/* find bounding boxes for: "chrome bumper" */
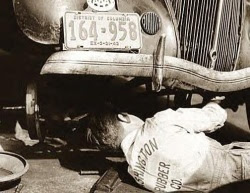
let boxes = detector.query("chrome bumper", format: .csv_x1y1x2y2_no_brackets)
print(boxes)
41,50,250,92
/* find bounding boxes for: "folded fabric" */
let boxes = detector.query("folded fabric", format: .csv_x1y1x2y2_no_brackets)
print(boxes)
15,121,39,146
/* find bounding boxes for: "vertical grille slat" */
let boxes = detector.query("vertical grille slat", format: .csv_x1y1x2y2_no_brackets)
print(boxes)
190,0,201,62
216,0,230,71
220,1,229,70
191,0,206,62
202,1,213,67
183,0,192,58
203,0,217,68
230,0,240,70
219,0,232,71
175,0,182,23
198,1,211,67
227,0,237,70
170,0,244,72
184,0,192,59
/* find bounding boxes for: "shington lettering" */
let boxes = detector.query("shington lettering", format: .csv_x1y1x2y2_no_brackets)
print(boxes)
133,138,158,186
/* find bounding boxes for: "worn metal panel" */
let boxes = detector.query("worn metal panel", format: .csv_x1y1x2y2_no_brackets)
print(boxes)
13,0,87,44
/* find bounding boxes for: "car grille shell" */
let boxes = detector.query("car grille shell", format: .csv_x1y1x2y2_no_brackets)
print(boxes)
170,0,245,71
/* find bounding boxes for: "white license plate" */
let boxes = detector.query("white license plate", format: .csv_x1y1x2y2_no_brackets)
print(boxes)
63,11,142,50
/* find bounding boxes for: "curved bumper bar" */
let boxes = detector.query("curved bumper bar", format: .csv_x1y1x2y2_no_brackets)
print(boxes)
41,50,250,92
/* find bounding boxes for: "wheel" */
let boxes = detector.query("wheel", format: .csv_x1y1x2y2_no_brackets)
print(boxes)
26,81,45,142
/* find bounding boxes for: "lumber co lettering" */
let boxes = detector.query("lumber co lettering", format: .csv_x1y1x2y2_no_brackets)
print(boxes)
133,138,158,185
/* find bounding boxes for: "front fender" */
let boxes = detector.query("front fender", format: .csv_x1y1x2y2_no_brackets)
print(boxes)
13,0,86,44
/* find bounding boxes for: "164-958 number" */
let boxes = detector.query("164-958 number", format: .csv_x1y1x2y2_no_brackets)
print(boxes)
64,12,142,50
68,20,138,41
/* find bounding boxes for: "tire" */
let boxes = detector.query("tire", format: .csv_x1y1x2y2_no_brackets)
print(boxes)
26,81,45,142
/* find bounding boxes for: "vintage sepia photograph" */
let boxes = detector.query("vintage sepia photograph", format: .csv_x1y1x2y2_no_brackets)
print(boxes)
0,0,250,192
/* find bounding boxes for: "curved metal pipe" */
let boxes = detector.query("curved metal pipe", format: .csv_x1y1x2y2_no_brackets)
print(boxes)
41,50,250,92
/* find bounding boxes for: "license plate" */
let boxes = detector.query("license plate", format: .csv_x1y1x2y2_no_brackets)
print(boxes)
63,11,142,50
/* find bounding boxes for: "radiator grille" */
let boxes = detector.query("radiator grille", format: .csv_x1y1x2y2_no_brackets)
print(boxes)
170,0,244,71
